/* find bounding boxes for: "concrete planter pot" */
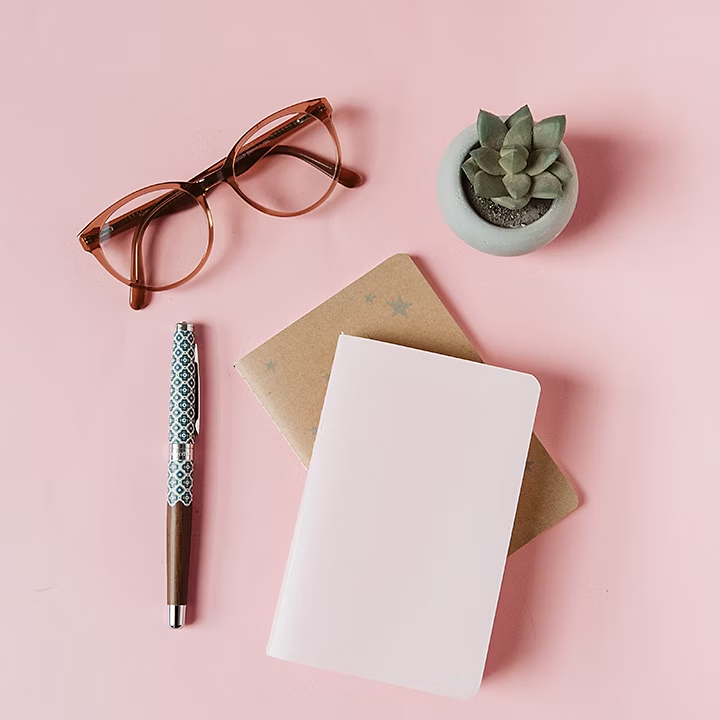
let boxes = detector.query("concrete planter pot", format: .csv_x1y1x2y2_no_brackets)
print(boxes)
437,124,579,256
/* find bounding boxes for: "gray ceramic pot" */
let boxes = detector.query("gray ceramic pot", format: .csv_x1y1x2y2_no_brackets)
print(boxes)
437,124,579,256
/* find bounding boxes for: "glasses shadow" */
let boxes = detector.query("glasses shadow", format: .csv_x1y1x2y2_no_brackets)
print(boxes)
333,103,374,169
313,103,373,217
186,185,248,290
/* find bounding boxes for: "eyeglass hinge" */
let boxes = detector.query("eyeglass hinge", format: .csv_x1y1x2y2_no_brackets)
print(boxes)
309,101,330,121
81,229,100,250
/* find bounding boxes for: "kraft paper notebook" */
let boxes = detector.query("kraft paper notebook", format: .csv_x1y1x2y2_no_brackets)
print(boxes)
267,335,542,698
235,254,577,553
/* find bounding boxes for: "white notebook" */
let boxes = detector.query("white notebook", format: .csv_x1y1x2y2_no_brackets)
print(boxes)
267,335,541,698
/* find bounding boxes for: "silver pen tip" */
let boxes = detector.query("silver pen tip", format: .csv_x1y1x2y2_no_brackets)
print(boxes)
168,605,186,629
176,322,194,332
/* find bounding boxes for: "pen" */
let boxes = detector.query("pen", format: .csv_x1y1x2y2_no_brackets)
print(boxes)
166,322,200,629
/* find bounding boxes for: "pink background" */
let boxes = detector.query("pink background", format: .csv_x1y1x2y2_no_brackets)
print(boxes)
1,0,718,717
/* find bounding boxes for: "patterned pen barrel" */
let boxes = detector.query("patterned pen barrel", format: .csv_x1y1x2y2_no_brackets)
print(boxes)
166,322,199,629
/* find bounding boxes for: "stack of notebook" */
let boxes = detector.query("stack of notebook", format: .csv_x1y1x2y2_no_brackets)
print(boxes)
235,254,577,698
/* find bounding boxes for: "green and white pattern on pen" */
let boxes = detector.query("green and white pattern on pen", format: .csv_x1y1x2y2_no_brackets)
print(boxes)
168,459,193,507
167,326,196,506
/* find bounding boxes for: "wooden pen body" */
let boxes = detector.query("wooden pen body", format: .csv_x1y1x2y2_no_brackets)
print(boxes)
167,501,193,606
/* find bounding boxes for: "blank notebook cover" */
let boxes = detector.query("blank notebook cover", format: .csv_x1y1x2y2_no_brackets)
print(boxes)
267,335,541,699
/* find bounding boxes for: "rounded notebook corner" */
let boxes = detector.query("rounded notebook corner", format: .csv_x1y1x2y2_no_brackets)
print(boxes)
523,372,542,400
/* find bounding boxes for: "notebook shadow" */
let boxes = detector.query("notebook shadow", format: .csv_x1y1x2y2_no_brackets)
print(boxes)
410,256,493,362
184,323,212,626
412,255,583,491
485,366,585,678
521,364,585,507
483,538,544,680
412,257,585,676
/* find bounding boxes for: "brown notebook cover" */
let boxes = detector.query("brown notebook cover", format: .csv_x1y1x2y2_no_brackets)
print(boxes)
235,254,577,553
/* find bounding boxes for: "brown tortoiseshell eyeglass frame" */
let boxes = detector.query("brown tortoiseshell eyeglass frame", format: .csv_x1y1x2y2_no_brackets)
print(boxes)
78,98,363,310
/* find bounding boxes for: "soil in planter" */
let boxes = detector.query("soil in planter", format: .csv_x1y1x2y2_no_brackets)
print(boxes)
461,167,553,229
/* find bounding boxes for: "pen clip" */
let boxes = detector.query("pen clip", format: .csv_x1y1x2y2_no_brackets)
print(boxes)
193,340,200,436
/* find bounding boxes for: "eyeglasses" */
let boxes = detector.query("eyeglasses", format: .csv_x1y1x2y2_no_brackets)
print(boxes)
78,98,362,310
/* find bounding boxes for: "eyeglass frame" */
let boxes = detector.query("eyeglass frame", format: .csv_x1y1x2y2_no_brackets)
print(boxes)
78,98,362,309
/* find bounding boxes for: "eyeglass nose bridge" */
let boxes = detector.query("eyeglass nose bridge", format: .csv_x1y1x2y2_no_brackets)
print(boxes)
195,166,228,194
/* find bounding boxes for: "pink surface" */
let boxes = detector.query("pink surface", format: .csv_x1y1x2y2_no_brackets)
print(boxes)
1,1,718,717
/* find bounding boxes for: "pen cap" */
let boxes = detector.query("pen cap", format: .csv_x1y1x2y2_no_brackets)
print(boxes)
169,323,198,444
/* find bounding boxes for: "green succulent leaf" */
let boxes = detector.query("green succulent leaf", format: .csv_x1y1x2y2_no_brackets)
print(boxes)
505,105,533,129
503,116,533,150
461,157,480,182
530,171,564,199
499,149,528,174
469,147,503,175
503,173,532,200
525,148,560,176
548,160,573,185
473,170,509,198
492,195,530,209
533,115,566,149
476,109,508,151
500,144,529,160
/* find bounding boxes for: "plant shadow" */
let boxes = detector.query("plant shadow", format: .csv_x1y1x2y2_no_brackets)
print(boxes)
547,133,647,250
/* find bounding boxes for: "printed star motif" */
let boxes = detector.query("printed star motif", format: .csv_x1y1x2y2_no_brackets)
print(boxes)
265,360,276,371
387,295,412,317
309,425,318,436
364,293,376,303
322,372,330,383
525,459,535,471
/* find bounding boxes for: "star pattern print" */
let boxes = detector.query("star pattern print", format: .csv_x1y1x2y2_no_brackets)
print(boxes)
387,295,412,317
253,286,418,453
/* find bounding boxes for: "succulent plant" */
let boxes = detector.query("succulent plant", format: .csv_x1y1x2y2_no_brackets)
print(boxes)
461,105,572,210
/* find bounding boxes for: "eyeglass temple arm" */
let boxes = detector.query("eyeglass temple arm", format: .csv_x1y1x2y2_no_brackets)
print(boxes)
226,145,362,187
80,192,199,245
225,108,362,187
129,217,150,310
